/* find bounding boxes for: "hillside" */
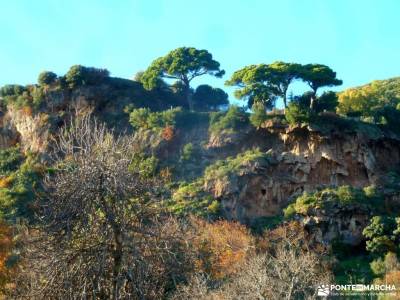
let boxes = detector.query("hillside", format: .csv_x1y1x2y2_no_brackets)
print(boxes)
1,62,400,298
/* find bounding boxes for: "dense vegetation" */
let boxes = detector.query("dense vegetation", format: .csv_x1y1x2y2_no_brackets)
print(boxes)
1,46,400,298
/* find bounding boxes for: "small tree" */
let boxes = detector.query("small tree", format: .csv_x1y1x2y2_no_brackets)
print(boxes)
285,101,312,125
226,64,274,109
226,62,301,109
0,85,26,97
363,216,400,255
38,71,57,86
299,64,342,110
313,91,338,113
267,61,302,108
192,84,228,111
249,101,268,128
65,65,110,88
141,47,225,110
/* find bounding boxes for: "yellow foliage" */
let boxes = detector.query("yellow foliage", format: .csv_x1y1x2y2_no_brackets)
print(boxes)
21,106,33,117
338,77,400,116
190,218,254,279
0,176,13,189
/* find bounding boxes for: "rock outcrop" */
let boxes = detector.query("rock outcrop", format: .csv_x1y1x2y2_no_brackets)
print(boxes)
204,122,400,224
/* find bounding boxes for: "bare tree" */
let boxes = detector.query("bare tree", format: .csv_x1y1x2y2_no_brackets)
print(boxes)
173,239,332,300
15,115,191,299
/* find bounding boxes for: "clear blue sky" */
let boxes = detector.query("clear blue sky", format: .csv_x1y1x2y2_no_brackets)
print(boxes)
1,0,399,105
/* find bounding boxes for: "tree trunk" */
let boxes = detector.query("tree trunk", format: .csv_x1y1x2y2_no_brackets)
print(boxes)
283,87,288,109
309,89,317,111
183,80,193,111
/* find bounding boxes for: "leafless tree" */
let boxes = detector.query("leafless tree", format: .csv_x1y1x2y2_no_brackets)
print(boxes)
173,239,332,300
14,115,192,299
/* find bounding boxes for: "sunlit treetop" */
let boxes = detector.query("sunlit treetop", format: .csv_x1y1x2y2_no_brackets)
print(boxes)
299,64,342,94
141,47,225,110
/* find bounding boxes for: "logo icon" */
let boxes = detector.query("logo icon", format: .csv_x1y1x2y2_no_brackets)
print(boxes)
317,285,330,296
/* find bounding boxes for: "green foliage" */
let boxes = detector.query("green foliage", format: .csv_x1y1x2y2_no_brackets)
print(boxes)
0,147,23,176
375,252,400,275
204,148,269,181
192,84,228,111
285,101,312,125
313,91,339,113
334,254,375,284
65,65,110,88
299,63,342,94
129,107,183,130
284,185,382,218
38,71,57,86
0,85,26,97
180,143,200,162
249,101,268,128
0,149,43,222
338,77,400,118
141,47,224,91
141,47,224,110
209,106,248,134
226,62,341,109
370,257,386,276
225,64,276,109
285,91,338,125
128,153,159,179
167,180,219,218
375,105,400,132
363,216,400,255
0,83,45,111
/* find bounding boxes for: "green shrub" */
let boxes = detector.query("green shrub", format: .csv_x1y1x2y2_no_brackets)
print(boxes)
30,86,45,108
284,185,383,219
285,101,312,125
129,108,152,129
38,71,57,85
314,91,338,113
192,84,228,111
204,148,269,181
249,101,268,128
209,106,248,134
0,85,26,97
128,153,159,179
180,143,197,162
338,77,400,118
167,180,218,218
65,65,110,87
0,150,43,222
363,216,400,255
0,84,45,111
370,257,385,276
0,147,23,176
334,255,375,284
129,107,184,131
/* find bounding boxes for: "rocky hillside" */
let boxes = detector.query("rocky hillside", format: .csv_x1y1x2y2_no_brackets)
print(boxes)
2,69,400,297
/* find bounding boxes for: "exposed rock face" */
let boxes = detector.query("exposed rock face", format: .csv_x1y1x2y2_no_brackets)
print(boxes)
0,78,178,153
4,107,50,153
205,123,400,224
299,203,371,246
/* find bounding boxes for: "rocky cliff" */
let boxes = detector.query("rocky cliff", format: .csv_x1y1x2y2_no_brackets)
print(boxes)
1,94,400,248
203,121,400,224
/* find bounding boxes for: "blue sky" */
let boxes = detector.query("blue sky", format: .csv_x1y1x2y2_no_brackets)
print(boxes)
1,0,399,106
